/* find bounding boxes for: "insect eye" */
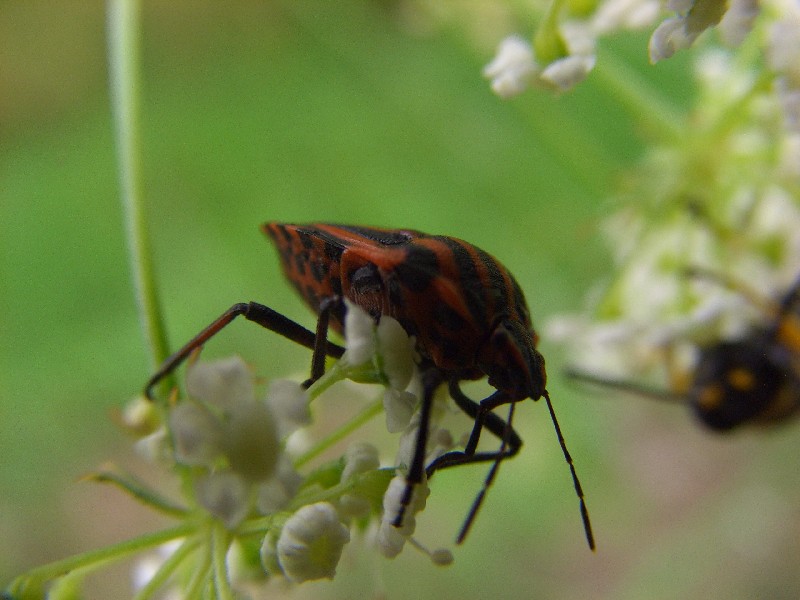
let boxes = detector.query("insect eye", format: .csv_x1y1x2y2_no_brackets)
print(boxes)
349,264,383,295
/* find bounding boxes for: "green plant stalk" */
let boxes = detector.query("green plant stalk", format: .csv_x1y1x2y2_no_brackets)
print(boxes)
6,523,195,595
211,523,236,600
132,535,201,600
107,0,172,377
293,396,384,469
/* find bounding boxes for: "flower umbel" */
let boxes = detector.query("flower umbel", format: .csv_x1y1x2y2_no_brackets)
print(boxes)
6,304,460,599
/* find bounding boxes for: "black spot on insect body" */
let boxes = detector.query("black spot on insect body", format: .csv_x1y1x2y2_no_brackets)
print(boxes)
394,245,438,293
329,273,343,297
387,275,404,308
310,259,328,283
294,252,307,277
297,230,315,250
434,300,468,332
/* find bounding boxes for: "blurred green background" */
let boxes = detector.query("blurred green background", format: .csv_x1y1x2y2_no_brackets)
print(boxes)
3,1,800,598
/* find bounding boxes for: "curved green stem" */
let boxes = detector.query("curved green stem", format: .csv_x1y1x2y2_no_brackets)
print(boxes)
211,523,235,600
6,523,195,596
107,0,172,377
293,396,384,468
132,535,201,600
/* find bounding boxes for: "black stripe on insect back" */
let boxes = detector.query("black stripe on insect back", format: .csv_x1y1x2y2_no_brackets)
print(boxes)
474,246,510,318
331,224,415,246
434,236,488,327
394,243,439,293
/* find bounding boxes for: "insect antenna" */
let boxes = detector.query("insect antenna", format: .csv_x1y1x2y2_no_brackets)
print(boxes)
565,367,684,404
455,403,516,544
543,390,596,551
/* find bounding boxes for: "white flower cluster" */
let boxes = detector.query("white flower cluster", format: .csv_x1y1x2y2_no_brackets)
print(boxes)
548,41,800,385
130,301,456,592
482,0,799,97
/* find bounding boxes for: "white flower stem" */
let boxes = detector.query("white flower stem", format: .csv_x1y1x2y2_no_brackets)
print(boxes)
107,0,172,375
293,396,384,468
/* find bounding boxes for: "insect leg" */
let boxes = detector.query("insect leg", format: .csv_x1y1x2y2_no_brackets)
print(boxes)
391,368,443,528
417,381,521,543
453,403,515,544
303,296,343,388
426,381,522,474
145,302,344,399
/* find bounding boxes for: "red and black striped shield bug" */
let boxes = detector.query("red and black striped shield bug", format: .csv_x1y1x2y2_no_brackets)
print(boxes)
568,270,800,432
146,223,594,549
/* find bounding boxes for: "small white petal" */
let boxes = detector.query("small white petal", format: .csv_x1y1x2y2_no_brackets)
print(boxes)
718,0,759,46
222,399,280,482
649,17,697,63
592,0,661,34
186,356,254,409
340,442,380,483
266,379,311,437
133,427,172,464
377,316,415,390
257,457,304,514
381,474,428,536
376,519,408,558
169,402,223,466
343,300,376,366
277,502,350,582
383,388,417,433
483,35,539,99
195,471,250,529
540,54,596,91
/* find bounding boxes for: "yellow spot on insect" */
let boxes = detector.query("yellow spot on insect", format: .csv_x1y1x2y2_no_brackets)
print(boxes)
777,314,800,352
697,384,723,410
727,368,756,391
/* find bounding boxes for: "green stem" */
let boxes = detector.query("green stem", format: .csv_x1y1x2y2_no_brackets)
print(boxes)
211,523,235,600
183,543,213,600
293,396,384,468
132,535,201,600
107,0,172,375
6,523,195,595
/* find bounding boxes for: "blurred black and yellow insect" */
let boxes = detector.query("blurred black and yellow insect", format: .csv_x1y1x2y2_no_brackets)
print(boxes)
569,270,800,431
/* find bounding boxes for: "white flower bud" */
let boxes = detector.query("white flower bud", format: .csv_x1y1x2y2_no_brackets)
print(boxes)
222,399,280,483
276,502,350,582
483,36,540,99
376,316,415,390
649,17,697,63
266,379,311,437
186,356,254,410
169,401,223,466
195,471,250,529
540,54,596,91
340,442,380,483
382,388,417,433
256,457,304,514
339,442,381,518
343,300,376,366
